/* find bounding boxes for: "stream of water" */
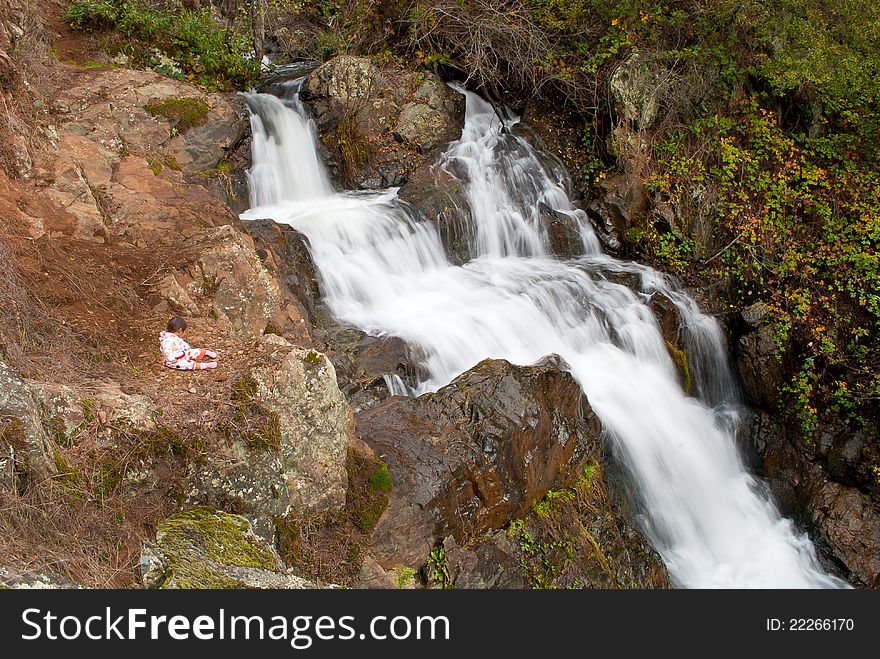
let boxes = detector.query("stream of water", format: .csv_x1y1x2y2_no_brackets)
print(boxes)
241,85,845,588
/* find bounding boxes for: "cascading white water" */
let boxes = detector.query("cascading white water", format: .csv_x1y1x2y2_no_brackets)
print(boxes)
241,87,846,588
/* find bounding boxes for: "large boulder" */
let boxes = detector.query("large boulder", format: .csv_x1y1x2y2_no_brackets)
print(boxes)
249,337,351,511
359,355,599,569
609,51,667,129
394,75,465,152
356,355,668,588
398,163,473,264
301,56,401,136
141,508,322,589
242,220,321,343
187,336,352,539
587,173,650,239
195,225,284,341
442,462,670,589
301,56,464,188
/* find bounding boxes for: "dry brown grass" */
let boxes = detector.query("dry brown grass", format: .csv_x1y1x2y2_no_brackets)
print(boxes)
0,238,80,377
0,413,205,587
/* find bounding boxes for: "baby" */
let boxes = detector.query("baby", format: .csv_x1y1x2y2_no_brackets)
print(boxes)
159,316,218,371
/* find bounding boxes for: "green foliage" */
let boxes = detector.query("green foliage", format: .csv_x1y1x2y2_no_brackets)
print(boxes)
648,95,880,435
116,3,171,40
172,9,259,88
63,0,120,31
426,544,452,589
395,566,416,589
63,1,259,89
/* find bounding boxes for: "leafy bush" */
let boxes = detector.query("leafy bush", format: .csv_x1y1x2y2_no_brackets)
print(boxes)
116,4,171,41
63,1,259,89
63,0,120,31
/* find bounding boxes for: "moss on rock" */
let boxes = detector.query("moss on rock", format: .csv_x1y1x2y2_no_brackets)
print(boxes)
144,97,209,134
154,508,282,589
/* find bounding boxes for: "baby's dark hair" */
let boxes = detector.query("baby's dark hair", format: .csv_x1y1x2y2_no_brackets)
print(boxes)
166,316,187,333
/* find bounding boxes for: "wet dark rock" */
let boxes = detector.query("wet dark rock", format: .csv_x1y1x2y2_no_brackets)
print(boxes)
441,534,527,589
355,355,668,587
316,325,423,412
399,164,473,265
517,102,592,202
588,173,650,238
358,355,598,568
736,302,783,407
539,202,583,257
647,290,680,346
744,412,880,587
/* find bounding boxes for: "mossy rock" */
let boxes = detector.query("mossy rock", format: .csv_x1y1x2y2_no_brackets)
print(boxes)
144,97,209,134
151,508,318,589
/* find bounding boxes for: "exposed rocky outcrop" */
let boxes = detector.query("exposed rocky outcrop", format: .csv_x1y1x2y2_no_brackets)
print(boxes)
356,355,669,587
196,225,284,340
187,336,352,540
23,68,246,245
746,412,880,587
141,508,323,589
300,56,464,188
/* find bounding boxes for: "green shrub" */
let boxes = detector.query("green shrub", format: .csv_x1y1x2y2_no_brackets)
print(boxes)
63,1,259,89
116,4,171,41
63,0,120,31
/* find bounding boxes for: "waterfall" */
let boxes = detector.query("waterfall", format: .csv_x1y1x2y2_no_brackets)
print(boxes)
241,88,846,588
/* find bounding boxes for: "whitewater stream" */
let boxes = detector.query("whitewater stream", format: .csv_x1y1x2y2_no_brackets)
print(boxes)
241,84,845,588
